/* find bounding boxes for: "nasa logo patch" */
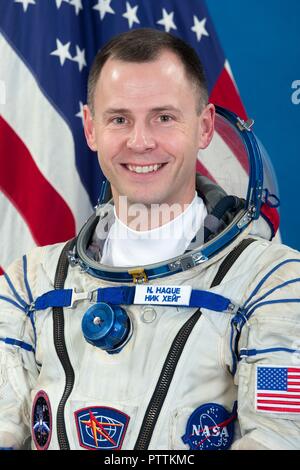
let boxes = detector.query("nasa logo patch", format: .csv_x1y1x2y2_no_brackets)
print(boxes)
182,402,237,450
31,391,52,450
75,406,130,450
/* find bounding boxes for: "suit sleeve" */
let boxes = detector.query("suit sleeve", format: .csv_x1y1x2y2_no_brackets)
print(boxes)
231,251,300,450
0,256,39,449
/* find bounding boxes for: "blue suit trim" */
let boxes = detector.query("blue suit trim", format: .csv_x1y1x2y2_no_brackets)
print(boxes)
239,347,300,358
0,337,35,353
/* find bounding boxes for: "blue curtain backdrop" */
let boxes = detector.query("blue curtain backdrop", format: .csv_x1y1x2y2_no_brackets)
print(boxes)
207,0,300,250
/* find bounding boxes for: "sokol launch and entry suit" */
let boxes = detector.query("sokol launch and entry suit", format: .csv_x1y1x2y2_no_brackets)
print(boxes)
0,110,300,451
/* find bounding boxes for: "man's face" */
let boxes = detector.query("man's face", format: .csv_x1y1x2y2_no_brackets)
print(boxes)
84,50,215,209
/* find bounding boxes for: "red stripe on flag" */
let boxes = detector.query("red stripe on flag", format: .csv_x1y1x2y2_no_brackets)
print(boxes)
0,116,75,245
258,400,300,405
209,66,247,121
258,393,300,399
257,406,300,413
260,203,280,236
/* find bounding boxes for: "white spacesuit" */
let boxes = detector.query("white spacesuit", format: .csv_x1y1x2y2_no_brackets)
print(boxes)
0,109,300,451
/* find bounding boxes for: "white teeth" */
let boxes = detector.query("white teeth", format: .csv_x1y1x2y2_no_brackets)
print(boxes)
126,164,163,174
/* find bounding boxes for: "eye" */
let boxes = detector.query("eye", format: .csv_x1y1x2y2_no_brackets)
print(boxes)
112,116,127,125
159,114,173,123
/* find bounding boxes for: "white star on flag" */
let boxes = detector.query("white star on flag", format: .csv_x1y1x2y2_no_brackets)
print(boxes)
93,0,115,21
55,0,69,8
69,0,83,15
50,39,72,66
14,0,36,12
191,16,209,42
157,8,177,33
122,2,140,29
76,101,84,126
72,45,86,71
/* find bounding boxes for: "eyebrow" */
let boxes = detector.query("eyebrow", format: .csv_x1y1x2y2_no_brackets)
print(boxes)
103,108,130,117
102,105,182,117
150,105,182,114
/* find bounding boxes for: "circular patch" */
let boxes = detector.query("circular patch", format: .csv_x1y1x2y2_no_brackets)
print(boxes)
182,402,236,450
31,391,52,450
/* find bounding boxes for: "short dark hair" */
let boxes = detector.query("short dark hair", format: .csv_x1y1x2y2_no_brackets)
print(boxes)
87,28,208,115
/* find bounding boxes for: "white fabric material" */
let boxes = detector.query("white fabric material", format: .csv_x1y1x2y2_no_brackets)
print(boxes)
101,193,207,267
1,228,300,449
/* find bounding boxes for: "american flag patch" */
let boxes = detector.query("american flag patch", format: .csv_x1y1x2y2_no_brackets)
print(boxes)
256,365,300,414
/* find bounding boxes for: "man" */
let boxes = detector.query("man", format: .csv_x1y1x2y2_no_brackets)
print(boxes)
0,28,299,451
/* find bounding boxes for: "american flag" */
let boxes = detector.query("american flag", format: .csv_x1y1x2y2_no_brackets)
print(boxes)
256,366,300,414
0,0,247,275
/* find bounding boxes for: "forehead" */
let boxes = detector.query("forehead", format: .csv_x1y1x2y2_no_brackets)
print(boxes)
94,51,198,108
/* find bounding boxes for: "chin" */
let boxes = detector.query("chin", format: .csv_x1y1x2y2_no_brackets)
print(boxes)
129,193,168,207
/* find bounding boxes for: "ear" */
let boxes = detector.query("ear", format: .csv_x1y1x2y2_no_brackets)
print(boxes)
83,105,98,152
198,103,215,149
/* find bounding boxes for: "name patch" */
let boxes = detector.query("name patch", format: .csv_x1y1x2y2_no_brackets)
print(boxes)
134,285,192,306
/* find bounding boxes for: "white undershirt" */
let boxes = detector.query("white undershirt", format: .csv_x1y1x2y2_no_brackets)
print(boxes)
101,193,207,267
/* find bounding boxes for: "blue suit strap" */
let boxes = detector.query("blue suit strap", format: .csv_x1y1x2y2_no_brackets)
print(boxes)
32,286,234,313
35,289,73,310
97,286,135,305
189,290,231,311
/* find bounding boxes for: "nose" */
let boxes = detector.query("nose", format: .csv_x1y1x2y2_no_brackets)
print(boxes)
126,122,156,152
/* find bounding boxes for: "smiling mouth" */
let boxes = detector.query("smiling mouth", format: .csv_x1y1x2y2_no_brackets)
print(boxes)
123,163,167,174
